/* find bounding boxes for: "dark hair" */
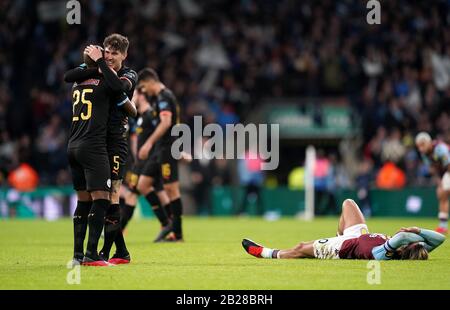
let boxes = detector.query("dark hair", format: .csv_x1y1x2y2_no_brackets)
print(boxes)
103,33,129,54
395,243,428,260
83,45,103,68
138,68,160,83
83,53,97,68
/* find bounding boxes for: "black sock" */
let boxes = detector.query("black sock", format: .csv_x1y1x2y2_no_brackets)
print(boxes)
85,199,109,258
114,230,128,255
120,204,135,229
171,198,183,239
146,192,169,226
272,250,280,259
115,204,133,254
73,201,92,258
100,204,121,259
164,202,173,219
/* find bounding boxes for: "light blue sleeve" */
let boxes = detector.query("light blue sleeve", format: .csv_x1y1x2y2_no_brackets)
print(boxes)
434,143,450,167
371,232,425,260
418,229,446,252
116,92,128,107
372,245,391,260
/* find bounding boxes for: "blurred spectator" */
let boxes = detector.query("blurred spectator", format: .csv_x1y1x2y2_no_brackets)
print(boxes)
191,137,215,215
365,127,387,168
236,149,265,216
314,150,337,215
8,163,39,192
288,166,305,190
0,0,449,190
35,115,68,184
376,161,406,190
355,159,374,217
381,128,406,164
212,158,232,186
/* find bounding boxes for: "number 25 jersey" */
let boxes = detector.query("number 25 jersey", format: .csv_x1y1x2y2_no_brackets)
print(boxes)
68,74,126,149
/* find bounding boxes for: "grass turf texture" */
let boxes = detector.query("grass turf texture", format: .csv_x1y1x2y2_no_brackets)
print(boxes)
0,217,448,290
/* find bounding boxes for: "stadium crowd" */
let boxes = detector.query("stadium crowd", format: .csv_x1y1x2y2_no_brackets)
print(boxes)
1,0,450,211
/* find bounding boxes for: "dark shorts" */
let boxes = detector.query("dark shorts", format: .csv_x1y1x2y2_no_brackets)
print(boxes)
124,168,139,193
124,148,135,173
68,147,111,192
135,158,164,192
123,150,137,190
159,146,179,184
107,137,128,181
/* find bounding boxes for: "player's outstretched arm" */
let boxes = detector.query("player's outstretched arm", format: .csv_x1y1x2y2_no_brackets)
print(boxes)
123,99,137,118
85,45,131,93
372,232,425,260
97,58,130,92
63,65,97,83
418,229,446,252
115,93,137,117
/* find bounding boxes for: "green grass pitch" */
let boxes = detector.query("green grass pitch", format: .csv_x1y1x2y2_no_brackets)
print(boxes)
0,217,449,290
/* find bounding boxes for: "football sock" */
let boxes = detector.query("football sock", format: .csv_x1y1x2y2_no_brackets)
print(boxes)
114,203,134,255
114,228,128,255
171,198,183,239
272,250,280,259
146,192,169,226
100,204,121,259
164,201,173,219
120,204,135,230
439,212,448,229
260,247,276,259
73,201,92,257
85,199,109,258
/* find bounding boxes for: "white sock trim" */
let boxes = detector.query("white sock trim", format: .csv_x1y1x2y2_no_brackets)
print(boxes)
261,248,274,259
439,212,449,220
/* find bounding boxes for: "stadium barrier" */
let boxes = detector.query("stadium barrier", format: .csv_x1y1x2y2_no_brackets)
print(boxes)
0,186,439,219
212,186,438,217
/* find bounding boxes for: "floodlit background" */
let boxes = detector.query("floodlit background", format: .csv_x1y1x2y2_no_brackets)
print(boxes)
0,0,449,219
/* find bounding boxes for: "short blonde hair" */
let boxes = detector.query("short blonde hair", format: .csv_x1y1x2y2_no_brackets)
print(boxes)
415,132,432,145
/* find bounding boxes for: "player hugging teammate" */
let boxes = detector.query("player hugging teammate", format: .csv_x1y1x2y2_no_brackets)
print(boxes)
65,34,191,266
65,34,138,266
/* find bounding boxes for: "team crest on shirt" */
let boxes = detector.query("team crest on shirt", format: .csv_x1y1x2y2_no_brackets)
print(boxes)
158,101,169,110
107,179,111,188
137,117,143,126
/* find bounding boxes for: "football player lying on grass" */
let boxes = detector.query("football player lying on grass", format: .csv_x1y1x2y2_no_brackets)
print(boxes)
243,199,446,260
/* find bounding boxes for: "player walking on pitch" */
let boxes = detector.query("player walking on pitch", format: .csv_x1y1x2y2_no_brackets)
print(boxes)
137,69,185,241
